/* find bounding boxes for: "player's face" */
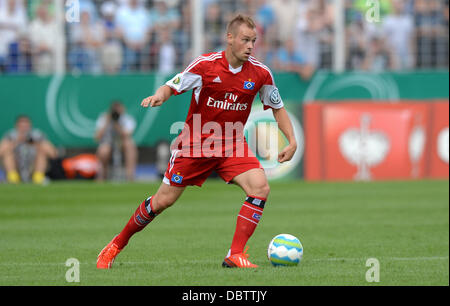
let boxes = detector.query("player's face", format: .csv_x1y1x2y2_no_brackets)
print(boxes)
228,24,257,63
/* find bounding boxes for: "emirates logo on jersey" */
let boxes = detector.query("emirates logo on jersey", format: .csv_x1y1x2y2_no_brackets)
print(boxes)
206,93,248,111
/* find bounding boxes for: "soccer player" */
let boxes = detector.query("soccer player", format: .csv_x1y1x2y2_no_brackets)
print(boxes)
97,14,297,269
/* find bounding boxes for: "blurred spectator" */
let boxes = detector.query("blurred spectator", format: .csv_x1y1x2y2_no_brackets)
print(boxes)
441,0,449,67
204,2,225,52
0,115,57,184
101,1,121,43
382,0,415,70
0,0,27,73
270,0,299,43
157,29,176,74
116,0,147,8
6,32,32,73
173,0,192,68
345,11,367,70
27,0,54,19
294,0,329,69
267,39,315,80
99,1,123,74
216,0,250,19
149,0,180,33
244,0,274,61
95,101,137,181
68,8,105,74
244,0,260,16
115,0,151,71
414,0,449,68
362,34,398,72
313,0,334,68
79,0,99,21
147,0,180,69
1,0,449,75
254,0,275,34
28,3,61,74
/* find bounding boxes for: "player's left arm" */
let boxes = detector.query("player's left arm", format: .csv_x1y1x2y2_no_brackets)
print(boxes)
258,67,297,163
272,107,297,163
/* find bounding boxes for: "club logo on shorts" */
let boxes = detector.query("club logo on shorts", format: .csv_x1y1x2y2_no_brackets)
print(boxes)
171,173,183,184
244,80,255,90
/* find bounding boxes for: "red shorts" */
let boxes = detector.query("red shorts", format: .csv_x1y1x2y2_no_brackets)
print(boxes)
163,150,263,187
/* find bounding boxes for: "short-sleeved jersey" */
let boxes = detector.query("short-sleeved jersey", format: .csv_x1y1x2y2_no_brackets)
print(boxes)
166,50,283,157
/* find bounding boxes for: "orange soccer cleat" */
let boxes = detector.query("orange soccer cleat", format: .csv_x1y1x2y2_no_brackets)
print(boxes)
97,238,122,269
222,247,259,268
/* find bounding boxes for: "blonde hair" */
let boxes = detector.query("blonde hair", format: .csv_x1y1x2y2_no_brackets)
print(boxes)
227,14,256,35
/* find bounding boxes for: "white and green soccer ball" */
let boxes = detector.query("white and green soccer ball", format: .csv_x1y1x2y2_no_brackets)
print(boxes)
267,234,303,266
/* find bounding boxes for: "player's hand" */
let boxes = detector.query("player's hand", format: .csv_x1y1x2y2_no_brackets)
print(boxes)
141,95,164,108
278,142,297,163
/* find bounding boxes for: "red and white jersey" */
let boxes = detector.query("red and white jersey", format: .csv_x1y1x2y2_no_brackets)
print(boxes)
165,50,283,157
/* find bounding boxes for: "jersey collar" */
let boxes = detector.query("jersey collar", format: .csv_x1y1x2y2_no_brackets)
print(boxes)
228,64,242,74
222,50,245,74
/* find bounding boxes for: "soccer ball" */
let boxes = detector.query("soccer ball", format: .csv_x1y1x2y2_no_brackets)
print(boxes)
267,234,303,266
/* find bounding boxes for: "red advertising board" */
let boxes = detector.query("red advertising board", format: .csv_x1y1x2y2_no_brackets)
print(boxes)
304,101,448,181
428,101,449,178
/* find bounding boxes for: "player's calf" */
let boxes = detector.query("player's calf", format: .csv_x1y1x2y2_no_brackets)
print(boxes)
151,183,186,214
98,184,185,268
97,196,159,269
112,196,158,249
229,195,267,256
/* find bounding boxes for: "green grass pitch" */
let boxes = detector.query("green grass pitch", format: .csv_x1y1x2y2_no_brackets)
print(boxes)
0,179,448,286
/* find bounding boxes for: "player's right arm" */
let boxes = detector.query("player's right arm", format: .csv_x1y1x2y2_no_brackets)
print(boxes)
141,85,173,108
141,55,209,109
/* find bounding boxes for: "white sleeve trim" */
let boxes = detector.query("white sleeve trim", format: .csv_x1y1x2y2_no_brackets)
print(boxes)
166,71,202,95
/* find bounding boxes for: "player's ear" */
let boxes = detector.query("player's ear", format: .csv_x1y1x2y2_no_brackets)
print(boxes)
226,32,233,44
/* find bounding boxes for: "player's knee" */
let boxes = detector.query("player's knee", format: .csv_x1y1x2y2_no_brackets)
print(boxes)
152,194,176,213
251,182,270,199
261,183,270,199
